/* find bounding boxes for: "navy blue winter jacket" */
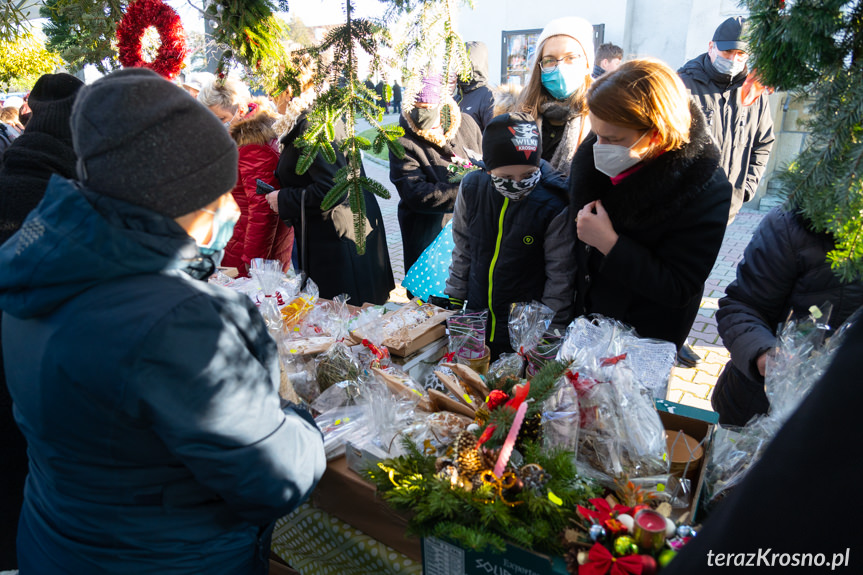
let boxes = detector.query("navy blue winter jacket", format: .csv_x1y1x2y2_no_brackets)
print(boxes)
0,176,325,574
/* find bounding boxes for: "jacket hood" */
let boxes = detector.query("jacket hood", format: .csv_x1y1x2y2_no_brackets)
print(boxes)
678,52,747,88
570,100,721,229
401,94,463,148
460,41,489,90
230,108,279,148
0,175,199,319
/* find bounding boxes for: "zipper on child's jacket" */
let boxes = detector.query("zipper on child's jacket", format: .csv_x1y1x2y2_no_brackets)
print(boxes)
487,197,510,342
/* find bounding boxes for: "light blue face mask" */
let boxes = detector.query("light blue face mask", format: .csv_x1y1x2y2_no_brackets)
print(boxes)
199,204,240,256
541,64,585,100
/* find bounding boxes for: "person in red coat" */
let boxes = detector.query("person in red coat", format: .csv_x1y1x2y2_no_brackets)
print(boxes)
223,105,294,275
199,78,294,275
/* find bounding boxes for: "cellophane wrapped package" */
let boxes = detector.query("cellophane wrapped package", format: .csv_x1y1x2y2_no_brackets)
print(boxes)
705,304,856,506
558,315,676,400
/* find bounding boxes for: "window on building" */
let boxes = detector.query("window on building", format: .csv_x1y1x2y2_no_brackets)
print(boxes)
501,24,606,86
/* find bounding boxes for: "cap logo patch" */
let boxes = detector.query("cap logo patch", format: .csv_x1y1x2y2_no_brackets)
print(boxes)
509,124,539,160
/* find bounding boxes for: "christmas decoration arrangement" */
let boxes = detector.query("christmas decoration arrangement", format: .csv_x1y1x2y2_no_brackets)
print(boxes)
116,0,187,79
563,481,697,575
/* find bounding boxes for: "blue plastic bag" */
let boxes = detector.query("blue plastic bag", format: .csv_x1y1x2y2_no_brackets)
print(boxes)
402,220,454,300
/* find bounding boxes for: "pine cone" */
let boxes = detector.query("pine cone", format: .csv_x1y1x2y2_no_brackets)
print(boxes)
455,431,484,478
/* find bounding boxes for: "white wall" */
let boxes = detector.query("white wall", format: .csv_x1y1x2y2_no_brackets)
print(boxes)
458,0,749,85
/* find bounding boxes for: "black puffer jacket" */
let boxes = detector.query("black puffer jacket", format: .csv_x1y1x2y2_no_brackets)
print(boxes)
446,161,574,354
678,54,775,223
712,207,863,426
276,113,394,304
389,100,482,270
569,102,732,348
457,41,496,132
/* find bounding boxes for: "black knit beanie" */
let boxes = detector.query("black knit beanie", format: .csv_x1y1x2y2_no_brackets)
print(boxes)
25,73,84,144
70,68,238,218
482,112,542,171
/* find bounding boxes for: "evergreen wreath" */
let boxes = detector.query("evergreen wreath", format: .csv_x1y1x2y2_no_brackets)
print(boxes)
116,0,187,79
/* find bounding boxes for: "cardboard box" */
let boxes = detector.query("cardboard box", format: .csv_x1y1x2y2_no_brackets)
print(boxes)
422,537,569,575
654,399,717,523
352,299,453,357
311,455,421,561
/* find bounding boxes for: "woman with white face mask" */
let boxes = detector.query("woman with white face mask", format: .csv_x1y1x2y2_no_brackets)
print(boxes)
566,58,733,351
515,17,594,177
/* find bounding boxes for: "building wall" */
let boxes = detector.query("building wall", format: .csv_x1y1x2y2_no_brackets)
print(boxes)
458,0,748,85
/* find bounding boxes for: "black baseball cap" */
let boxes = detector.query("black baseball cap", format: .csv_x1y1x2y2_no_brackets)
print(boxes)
713,17,748,52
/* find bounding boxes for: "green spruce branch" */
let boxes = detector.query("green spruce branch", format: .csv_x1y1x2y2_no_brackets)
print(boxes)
746,0,863,281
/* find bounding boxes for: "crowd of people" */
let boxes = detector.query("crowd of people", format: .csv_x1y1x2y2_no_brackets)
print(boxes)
0,11,860,574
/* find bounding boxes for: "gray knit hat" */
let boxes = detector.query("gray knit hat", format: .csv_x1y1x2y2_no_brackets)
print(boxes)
71,68,238,218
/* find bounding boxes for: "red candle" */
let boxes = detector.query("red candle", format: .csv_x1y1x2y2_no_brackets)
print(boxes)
635,509,666,531
633,509,667,552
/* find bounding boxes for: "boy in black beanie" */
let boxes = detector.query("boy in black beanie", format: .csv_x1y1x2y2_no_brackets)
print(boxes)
446,112,575,358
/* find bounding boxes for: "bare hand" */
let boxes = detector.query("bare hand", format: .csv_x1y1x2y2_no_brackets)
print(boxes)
756,351,770,377
266,190,280,213
577,200,619,255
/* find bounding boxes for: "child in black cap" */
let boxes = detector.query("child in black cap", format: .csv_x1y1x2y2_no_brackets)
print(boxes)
446,112,575,358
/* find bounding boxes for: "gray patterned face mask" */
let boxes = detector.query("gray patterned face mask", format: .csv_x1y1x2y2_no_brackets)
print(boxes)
490,168,541,200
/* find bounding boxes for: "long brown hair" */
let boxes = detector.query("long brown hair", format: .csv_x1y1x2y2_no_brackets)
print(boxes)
587,58,691,158
516,35,591,120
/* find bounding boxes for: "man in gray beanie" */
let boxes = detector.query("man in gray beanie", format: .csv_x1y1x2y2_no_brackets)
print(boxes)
0,68,325,574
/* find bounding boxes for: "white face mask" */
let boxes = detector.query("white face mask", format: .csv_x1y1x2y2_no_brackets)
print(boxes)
710,48,747,77
592,131,649,177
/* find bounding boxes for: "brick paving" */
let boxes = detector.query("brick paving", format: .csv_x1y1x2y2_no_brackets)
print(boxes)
361,149,783,412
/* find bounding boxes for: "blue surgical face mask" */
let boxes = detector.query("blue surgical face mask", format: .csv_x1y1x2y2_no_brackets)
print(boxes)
199,204,240,256
541,64,585,100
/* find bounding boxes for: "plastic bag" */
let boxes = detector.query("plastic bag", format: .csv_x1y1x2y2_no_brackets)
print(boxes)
447,310,488,360
704,304,851,506
526,332,564,377
249,258,286,335
541,376,580,455
316,404,370,460
402,219,455,301
315,342,360,392
492,302,554,378
558,316,676,400
569,359,668,483
281,277,319,332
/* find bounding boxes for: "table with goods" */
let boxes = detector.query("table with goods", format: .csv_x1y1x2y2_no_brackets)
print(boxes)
212,260,848,575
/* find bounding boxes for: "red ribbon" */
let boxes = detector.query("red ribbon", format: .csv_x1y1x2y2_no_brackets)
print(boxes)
600,353,627,366
362,339,390,368
476,424,496,447
442,351,456,363
580,543,643,575
577,498,632,523
264,293,285,306
504,381,530,410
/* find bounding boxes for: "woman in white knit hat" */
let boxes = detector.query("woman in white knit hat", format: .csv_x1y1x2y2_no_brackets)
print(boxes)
516,16,595,177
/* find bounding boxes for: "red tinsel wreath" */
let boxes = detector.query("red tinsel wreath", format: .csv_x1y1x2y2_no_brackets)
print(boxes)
116,0,187,80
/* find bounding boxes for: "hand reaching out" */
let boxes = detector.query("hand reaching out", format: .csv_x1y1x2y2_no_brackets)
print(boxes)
266,191,280,213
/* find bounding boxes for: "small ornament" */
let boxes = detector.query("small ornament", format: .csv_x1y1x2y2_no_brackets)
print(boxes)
676,525,693,539
589,524,606,542
613,535,638,557
640,554,659,575
467,423,480,433
658,549,677,567
519,463,550,492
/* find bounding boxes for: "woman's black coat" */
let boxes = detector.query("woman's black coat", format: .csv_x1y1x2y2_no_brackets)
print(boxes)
711,207,863,426
276,114,394,304
568,103,732,348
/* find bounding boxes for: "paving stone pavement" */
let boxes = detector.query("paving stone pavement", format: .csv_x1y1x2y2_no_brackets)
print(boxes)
666,195,783,411
362,148,784,412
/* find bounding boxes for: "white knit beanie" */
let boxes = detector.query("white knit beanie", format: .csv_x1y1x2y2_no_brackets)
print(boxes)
534,17,595,72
